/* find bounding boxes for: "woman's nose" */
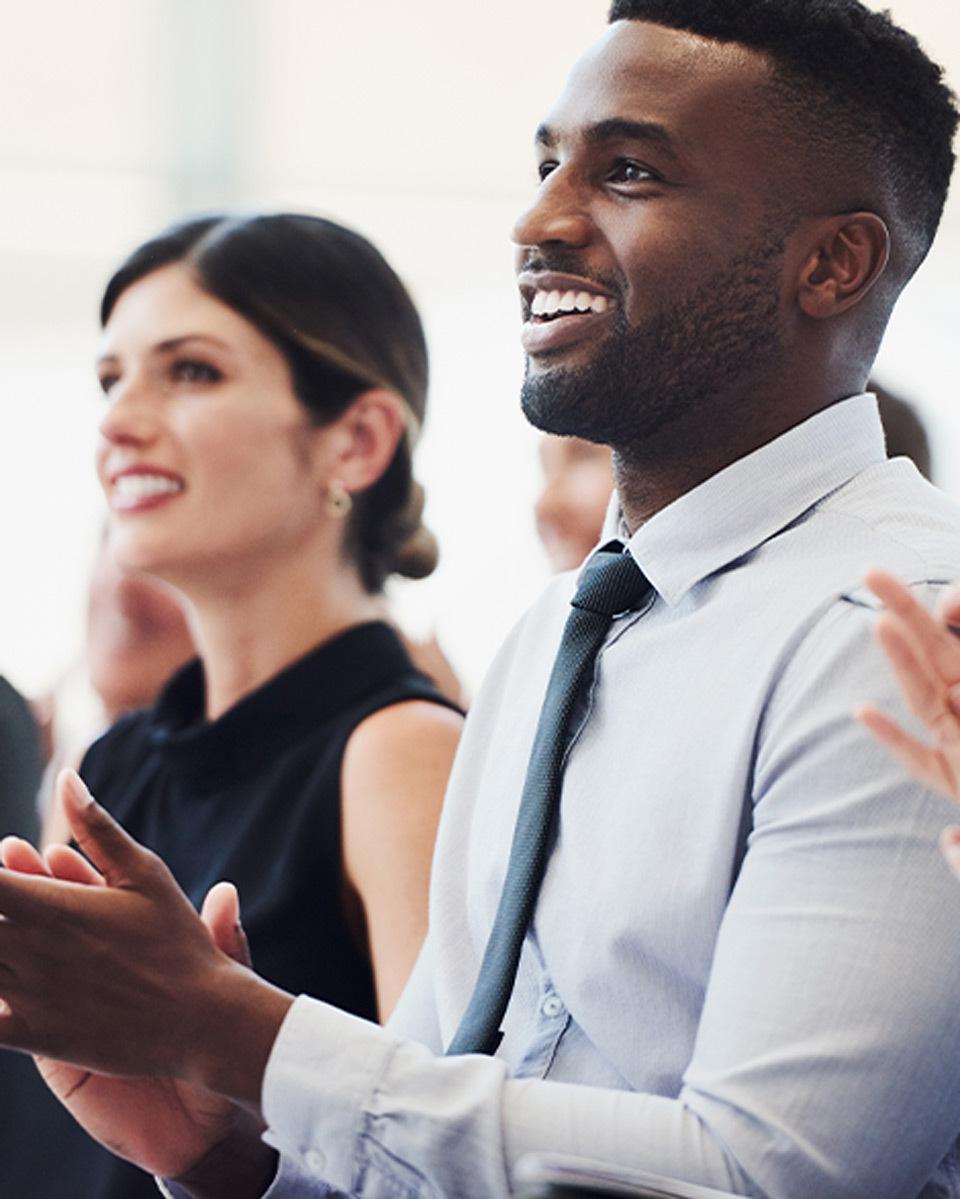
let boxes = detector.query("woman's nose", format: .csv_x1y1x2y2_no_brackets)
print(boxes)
97,376,158,448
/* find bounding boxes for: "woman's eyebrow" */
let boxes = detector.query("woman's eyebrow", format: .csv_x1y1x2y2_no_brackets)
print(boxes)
153,334,233,354
96,334,235,369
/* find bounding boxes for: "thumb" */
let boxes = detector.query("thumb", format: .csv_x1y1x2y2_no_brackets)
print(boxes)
200,881,253,968
57,769,157,888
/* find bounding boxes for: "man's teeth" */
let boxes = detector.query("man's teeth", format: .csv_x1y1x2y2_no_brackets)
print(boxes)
530,289,611,318
113,474,184,501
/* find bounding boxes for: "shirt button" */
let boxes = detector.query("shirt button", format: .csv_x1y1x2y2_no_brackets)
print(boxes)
541,994,565,1019
305,1148,327,1174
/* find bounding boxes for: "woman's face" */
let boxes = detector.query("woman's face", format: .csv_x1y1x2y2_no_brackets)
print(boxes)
96,263,329,587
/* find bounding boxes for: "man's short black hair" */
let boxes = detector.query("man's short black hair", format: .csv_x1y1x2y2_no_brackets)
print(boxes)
608,0,957,275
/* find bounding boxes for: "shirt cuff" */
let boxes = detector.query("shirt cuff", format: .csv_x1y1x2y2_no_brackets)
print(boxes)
261,994,399,1193
158,1154,334,1199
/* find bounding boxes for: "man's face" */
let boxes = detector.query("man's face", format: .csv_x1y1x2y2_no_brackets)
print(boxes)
515,21,790,449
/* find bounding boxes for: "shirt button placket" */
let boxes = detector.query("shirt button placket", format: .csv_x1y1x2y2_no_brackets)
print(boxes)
305,1148,327,1174
541,993,565,1019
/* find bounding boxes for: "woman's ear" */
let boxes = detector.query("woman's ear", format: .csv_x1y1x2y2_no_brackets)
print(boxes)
319,389,407,497
796,212,890,320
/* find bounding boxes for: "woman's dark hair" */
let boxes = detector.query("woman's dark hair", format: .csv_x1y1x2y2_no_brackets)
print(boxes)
101,212,437,593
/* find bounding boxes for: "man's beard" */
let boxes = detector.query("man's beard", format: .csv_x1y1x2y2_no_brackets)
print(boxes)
520,234,787,451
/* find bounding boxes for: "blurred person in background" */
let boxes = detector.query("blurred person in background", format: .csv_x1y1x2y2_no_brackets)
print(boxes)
0,679,60,1198
38,531,196,846
0,211,463,1199
873,379,934,481
534,435,614,572
0,675,41,843
84,533,195,728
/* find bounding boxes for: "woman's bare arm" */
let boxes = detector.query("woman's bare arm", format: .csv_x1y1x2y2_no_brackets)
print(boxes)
340,701,463,1018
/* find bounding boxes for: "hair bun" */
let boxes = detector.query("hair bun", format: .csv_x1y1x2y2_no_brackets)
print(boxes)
390,482,439,580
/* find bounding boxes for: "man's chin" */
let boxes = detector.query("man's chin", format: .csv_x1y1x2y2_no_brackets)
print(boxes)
520,375,602,441
523,342,596,377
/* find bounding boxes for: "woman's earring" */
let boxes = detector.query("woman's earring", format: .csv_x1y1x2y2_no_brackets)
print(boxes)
326,480,353,517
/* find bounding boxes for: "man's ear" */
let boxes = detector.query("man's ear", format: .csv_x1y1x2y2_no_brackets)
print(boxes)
796,212,890,320
319,388,407,497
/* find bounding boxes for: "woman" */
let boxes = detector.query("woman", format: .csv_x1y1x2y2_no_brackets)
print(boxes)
12,212,463,1198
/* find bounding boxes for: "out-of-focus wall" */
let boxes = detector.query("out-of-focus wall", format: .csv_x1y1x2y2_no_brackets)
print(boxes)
0,0,956,696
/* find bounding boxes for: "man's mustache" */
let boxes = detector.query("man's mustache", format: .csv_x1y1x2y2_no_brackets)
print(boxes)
517,252,626,301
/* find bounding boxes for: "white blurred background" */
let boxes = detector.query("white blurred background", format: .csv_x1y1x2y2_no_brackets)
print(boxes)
1,0,958,699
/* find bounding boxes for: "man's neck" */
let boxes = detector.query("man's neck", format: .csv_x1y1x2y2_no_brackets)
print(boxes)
612,391,855,534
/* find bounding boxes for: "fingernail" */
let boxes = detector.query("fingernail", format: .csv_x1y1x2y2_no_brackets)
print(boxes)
63,770,94,808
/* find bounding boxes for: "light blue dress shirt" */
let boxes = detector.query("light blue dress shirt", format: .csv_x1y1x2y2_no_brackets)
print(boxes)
184,396,960,1198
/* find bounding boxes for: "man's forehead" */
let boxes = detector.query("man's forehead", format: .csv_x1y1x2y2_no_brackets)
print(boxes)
539,20,774,147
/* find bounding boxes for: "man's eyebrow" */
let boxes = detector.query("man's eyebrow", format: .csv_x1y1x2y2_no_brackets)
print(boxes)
535,118,678,158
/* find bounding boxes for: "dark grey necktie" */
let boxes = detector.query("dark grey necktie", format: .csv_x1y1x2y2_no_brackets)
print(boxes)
446,541,651,1057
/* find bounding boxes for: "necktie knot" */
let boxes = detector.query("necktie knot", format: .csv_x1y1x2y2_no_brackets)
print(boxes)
571,542,650,617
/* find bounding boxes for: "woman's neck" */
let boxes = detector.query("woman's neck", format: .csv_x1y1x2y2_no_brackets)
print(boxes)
183,558,387,721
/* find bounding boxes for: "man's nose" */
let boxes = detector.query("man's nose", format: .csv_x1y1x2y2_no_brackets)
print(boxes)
512,169,592,251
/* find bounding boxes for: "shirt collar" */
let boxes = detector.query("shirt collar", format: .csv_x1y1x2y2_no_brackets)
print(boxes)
599,393,887,607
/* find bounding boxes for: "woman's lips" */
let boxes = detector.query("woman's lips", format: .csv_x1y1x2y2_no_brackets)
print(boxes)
109,471,186,513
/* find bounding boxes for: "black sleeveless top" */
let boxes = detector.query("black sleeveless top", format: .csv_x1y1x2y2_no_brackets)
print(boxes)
9,622,457,1199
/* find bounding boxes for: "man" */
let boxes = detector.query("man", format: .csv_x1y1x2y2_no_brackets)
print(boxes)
0,2,958,1196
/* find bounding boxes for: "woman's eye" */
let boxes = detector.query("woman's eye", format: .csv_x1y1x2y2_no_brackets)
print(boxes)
98,374,119,395
171,360,222,385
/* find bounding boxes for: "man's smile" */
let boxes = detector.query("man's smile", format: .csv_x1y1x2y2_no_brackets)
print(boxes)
517,270,618,357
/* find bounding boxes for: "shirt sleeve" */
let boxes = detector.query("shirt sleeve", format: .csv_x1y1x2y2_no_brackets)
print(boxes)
260,587,960,1199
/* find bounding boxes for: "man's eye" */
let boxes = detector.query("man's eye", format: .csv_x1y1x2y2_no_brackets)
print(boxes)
609,160,656,185
172,360,221,384
98,374,119,395
537,160,559,183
